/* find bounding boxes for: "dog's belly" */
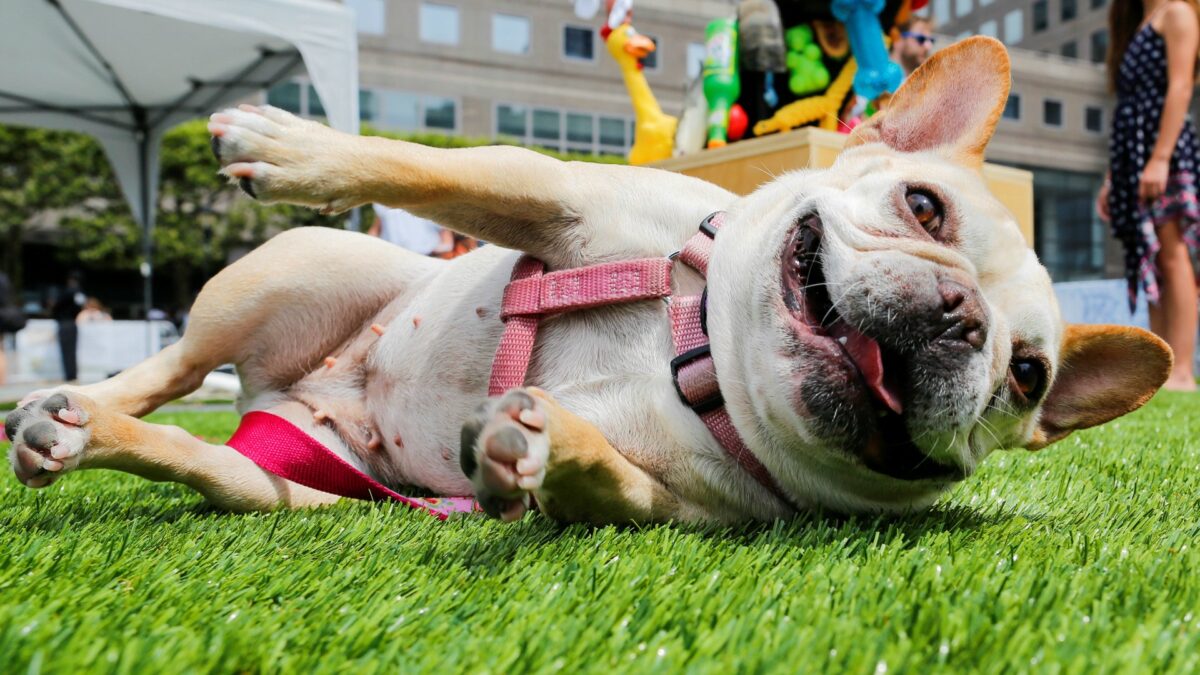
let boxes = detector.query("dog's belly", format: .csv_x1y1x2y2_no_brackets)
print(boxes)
359,246,705,498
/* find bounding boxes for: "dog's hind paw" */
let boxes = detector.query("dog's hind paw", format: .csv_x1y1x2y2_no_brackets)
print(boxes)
5,391,94,488
460,389,550,521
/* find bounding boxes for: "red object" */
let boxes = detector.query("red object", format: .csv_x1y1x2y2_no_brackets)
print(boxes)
227,411,480,518
490,213,800,512
727,103,748,142
911,0,929,8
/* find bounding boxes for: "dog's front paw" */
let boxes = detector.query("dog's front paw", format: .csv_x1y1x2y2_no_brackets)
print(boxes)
207,104,361,213
460,389,550,521
5,391,94,488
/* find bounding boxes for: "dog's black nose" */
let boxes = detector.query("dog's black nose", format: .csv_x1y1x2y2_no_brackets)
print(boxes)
935,279,986,350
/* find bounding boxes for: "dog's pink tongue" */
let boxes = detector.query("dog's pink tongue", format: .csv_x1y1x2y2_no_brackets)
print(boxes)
829,323,904,415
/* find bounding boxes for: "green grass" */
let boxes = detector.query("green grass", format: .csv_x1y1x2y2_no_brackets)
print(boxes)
2,398,1199,673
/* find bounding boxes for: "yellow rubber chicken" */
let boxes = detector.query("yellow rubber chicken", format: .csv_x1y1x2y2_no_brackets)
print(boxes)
605,22,677,165
753,58,858,136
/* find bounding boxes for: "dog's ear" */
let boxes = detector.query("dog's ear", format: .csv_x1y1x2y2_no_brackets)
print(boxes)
845,36,1010,168
1026,325,1172,450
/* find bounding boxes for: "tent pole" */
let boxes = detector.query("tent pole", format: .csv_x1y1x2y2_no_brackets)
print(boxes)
136,115,154,359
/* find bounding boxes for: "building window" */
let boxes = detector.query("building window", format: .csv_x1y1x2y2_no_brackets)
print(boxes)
980,20,998,38
493,14,530,54
423,97,456,130
1033,0,1048,31
686,42,706,80
420,3,459,45
495,104,631,155
378,91,420,129
1091,29,1108,63
979,0,994,6
641,35,660,70
345,0,385,35
267,82,301,113
1085,105,1104,133
1091,0,1106,8
1061,41,1078,58
955,0,972,17
1004,9,1024,44
1043,99,1064,127
564,25,596,61
1062,0,1077,21
1003,93,1021,120
366,91,458,132
1030,168,1107,281
934,0,951,24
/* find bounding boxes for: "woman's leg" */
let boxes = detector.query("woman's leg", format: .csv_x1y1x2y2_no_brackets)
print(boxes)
1155,219,1198,390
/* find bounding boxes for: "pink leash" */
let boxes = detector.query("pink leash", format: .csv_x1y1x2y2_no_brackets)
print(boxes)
227,212,797,517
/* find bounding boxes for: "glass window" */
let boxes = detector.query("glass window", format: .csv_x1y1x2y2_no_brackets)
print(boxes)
1091,0,1106,8
345,0,385,35
686,42,706,80
956,0,972,17
497,104,528,137
533,109,561,141
359,90,376,122
1061,41,1078,58
423,96,456,130
566,113,594,143
933,0,952,24
980,20,998,38
1033,0,1048,31
1043,99,1063,127
307,84,326,117
420,3,459,45
564,25,595,61
493,14,530,54
1091,29,1108,63
1030,168,1107,281
641,35,660,70
1003,93,1021,120
979,0,994,6
1004,9,1024,44
599,116,626,146
379,91,420,130
1085,105,1104,132
1062,0,1077,21
267,82,301,113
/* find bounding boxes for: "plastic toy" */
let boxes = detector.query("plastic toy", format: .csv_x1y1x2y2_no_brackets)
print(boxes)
702,16,739,148
830,0,903,101
752,57,857,136
785,25,830,96
602,2,676,164
674,75,708,156
728,103,749,141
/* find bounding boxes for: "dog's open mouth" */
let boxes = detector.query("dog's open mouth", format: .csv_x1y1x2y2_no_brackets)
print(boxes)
781,215,963,482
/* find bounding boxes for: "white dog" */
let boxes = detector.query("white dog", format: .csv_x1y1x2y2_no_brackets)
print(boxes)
5,38,1171,524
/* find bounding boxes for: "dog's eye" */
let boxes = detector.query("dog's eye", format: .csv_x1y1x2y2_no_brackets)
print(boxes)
1008,358,1047,403
905,190,942,233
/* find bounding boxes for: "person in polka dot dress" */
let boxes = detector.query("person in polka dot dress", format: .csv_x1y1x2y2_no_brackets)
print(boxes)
1099,0,1200,390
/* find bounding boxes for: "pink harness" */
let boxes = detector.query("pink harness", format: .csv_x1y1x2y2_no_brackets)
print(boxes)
228,212,796,517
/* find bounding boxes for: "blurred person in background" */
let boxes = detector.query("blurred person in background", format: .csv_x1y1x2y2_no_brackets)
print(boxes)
51,271,86,382
1098,0,1200,390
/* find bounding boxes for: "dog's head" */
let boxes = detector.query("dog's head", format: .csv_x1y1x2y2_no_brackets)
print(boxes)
709,37,1172,512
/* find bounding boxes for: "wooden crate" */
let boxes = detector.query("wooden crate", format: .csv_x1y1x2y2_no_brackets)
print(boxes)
649,127,1034,245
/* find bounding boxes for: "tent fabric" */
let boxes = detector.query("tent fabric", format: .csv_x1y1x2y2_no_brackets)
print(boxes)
2,0,359,223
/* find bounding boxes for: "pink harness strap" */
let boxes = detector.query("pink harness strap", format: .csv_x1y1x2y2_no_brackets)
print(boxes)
227,411,479,519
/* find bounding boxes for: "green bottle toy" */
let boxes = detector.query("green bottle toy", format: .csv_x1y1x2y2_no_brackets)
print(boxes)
702,17,740,148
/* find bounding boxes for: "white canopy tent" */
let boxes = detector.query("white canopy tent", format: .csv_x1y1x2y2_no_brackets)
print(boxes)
0,0,359,354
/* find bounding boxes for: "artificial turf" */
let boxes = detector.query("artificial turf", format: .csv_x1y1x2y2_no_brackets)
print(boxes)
1,397,1199,674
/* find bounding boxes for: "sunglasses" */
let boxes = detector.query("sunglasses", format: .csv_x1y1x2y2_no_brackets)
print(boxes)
902,31,936,46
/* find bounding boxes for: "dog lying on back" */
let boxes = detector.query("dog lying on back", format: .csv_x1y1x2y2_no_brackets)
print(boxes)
6,38,1170,523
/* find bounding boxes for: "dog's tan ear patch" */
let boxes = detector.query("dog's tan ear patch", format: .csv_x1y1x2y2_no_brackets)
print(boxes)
1026,325,1172,450
845,36,1011,168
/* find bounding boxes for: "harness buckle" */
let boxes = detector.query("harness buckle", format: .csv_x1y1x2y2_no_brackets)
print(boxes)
670,344,724,414
698,212,721,238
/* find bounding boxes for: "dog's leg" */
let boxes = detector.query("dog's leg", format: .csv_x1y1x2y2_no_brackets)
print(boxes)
210,105,732,267
5,391,341,511
461,388,682,524
19,226,429,419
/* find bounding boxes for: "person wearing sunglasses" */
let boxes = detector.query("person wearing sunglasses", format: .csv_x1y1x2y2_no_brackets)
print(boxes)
893,17,937,77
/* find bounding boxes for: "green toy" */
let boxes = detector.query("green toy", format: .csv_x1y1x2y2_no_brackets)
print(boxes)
785,25,829,96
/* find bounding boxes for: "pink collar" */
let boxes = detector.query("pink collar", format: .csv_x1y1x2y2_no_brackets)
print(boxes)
492,212,798,513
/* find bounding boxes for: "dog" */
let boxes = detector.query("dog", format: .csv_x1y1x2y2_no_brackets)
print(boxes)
5,38,1171,524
